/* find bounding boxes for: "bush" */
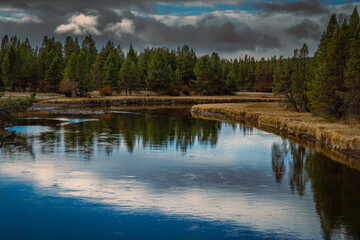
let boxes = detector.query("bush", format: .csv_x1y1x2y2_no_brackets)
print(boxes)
182,85,191,96
59,79,77,97
99,85,113,96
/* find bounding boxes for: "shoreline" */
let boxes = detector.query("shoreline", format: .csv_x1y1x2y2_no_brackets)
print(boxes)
191,103,360,163
38,94,280,106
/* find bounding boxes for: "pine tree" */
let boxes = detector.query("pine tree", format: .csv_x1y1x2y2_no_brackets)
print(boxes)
103,51,122,90
291,44,310,111
138,48,151,90
177,45,197,86
76,51,92,95
193,55,212,94
173,67,181,86
1,45,18,91
63,52,77,80
273,56,299,111
0,68,4,92
81,35,98,68
44,56,62,92
127,44,137,64
64,36,80,65
147,50,173,93
119,59,138,95
226,59,239,94
348,6,359,39
309,14,341,117
343,28,360,116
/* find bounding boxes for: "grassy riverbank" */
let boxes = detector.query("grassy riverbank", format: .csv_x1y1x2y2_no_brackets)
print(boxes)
39,92,279,105
0,94,36,138
191,102,360,160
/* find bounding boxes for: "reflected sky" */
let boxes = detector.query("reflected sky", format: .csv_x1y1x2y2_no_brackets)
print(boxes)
1,108,359,239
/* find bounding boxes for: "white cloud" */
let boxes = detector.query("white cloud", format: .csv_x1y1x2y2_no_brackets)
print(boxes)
105,19,135,38
55,13,101,35
0,8,41,23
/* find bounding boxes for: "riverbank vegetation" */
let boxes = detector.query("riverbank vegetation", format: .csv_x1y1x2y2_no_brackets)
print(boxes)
191,103,360,159
273,7,360,119
0,93,36,130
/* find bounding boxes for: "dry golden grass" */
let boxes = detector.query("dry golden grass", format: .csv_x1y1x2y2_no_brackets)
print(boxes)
38,92,280,104
192,102,360,153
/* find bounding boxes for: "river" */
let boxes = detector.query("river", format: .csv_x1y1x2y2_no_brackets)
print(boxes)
0,106,359,239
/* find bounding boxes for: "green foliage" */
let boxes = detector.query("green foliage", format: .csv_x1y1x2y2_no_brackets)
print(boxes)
44,55,62,92
81,35,97,68
76,51,92,95
343,26,360,116
119,59,138,95
63,52,77,81
147,50,173,94
176,45,197,86
0,67,4,92
193,55,212,94
103,51,121,90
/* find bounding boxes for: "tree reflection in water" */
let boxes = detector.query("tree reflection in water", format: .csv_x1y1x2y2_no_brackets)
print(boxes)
272,139,360,239
1,108,360,239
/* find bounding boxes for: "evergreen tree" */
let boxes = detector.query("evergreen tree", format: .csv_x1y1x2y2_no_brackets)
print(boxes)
63,52,77,80
81,35,98,68
291,44,310,111
0,35,9,63
273,56,298,110
1,45,18,91
127,44,137,64
137,48,151,90
309,14,341,117
343,27,360,116
194,55,212,94
119,59,138,95
348,6,359,39
64,36,80,64
147,50,173,93
0,68,4,92
177,45,197,86
76,51,92,95
226,59,239,94
173,67,181,86
102,51,122,90
44,56,62,92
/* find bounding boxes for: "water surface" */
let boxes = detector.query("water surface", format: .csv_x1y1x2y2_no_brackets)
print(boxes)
0,107,359,239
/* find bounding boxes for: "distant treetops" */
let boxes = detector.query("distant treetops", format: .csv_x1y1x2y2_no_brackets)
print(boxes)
0,35,276,97
273,6,360,119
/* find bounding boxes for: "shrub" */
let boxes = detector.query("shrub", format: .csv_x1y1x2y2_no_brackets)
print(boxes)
99,85,113,96
182,85,191,96
59,79,77,97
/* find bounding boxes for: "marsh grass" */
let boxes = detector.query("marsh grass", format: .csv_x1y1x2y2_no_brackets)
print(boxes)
192,102,360,154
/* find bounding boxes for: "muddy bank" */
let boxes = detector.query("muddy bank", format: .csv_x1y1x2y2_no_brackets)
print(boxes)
191,103,360,163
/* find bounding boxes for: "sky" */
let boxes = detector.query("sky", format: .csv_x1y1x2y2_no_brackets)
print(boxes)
0,0,358,59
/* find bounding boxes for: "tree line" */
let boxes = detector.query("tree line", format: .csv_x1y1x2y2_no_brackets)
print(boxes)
0,35,275,97
273,6,360,118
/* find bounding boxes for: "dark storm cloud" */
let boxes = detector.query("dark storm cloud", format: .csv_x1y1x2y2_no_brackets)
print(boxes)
253,0,328,15
128,14,281,52
0,0,356,57
286,19,322,40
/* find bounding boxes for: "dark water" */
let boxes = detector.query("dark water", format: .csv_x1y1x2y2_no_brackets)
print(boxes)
0,107,359,240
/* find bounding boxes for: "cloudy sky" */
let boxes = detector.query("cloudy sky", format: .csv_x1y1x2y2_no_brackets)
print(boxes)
0,0,358,58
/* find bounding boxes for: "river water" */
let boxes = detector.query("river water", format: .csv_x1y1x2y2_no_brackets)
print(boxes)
0,106,359,240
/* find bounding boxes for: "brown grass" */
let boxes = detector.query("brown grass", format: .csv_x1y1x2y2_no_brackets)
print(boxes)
37,92,280,104
191,102,360,155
